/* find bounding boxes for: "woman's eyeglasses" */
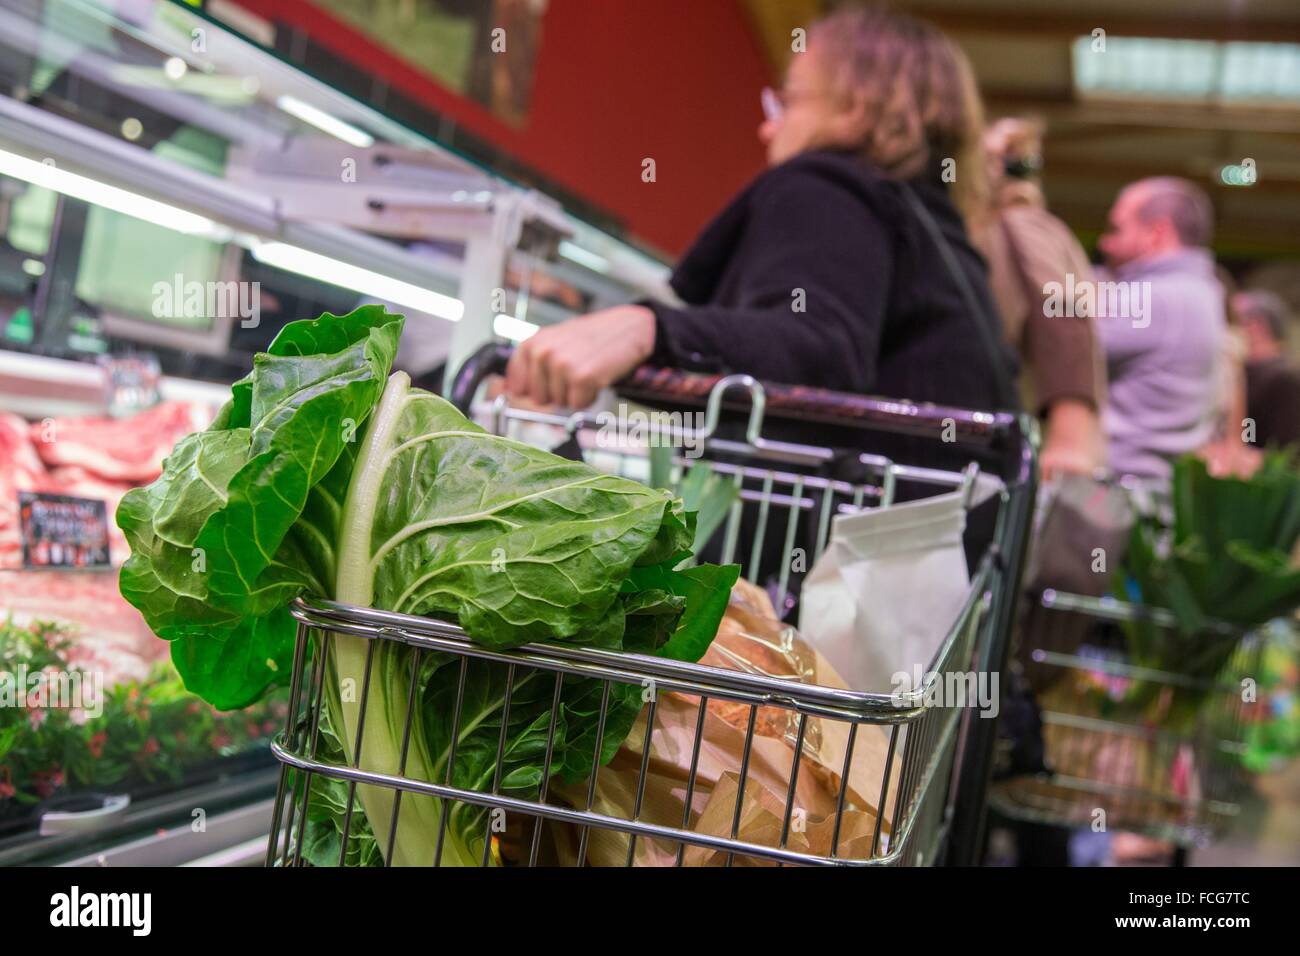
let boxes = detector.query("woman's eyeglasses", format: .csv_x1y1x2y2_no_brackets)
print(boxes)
761,86,825,123
761,87,784,123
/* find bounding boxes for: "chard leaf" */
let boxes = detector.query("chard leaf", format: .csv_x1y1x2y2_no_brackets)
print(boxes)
299,715,385,867
118,305,404,703
417,653,623,855
338,378,693,647
625,561,741,662
621,588,687,654
196,306,403,614
169,606,297,710
676,462,740,555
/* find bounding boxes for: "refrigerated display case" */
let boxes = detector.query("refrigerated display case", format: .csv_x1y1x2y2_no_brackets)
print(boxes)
0,0,671,864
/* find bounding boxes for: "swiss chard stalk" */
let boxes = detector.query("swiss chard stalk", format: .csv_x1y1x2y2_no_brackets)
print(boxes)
117,306,738,865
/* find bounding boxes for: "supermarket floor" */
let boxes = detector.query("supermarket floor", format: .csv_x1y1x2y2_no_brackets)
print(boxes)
1191,758,1300,866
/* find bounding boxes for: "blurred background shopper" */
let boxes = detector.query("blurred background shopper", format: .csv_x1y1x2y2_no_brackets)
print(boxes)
1196,268,1255,479
972,117,1107,480
1095,177,1228,481
1235,289,1300,450
504,6,1017,437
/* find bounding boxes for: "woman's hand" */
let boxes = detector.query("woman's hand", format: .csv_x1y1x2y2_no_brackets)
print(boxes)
504,305,657,408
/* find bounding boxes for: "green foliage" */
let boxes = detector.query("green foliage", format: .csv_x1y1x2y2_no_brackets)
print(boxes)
117,307,738,866
0,618,283,814
1119,453,1300,724
117,305,401,708
648,444,740,556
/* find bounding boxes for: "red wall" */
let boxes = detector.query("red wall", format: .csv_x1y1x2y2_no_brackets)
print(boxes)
231,0,774,256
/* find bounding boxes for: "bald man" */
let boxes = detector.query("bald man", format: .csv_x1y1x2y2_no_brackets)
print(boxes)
1095,177,1227,480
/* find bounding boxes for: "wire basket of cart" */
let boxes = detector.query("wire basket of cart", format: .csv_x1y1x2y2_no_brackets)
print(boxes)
990,587,1260,849
988,456,1297,853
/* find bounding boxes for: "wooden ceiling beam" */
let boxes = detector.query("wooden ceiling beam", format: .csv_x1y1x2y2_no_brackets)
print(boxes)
984,92,1300,136
902,4,1300,43
1041,163,1300,191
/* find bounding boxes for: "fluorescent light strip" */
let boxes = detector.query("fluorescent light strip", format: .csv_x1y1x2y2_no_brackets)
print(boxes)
558,239,610,274
276,95,375,148
0,148,227,238
0,148,462,322
493,314,538,341
1074,36,1300,101
252,241,463,321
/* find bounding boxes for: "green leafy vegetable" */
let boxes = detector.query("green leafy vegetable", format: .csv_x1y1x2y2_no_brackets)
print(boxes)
1119,453,1300,723
117,306,738,866
648,443,739,556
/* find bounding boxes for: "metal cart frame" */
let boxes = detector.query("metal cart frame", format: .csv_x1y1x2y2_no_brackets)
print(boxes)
265,344,1037,866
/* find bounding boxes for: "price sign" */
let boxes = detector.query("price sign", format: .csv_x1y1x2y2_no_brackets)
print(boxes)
17,493,111,569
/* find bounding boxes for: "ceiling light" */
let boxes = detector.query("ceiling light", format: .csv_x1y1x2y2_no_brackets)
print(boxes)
1220,163,1257,186
163,57,188,81
557,240,610,274
0,148,228,239
1074,36,1300,102
251,241,462,321
275,95,375,148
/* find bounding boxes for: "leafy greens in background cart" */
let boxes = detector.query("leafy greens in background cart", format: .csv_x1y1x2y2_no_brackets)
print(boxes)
115,306,739,867
1119,453,1300,728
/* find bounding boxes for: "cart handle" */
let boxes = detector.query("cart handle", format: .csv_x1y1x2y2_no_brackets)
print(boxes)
449,340,1020,446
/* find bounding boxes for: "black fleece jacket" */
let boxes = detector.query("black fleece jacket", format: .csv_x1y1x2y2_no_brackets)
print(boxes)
646,148,1017,415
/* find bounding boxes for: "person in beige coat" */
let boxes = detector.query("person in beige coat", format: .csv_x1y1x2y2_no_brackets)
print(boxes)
972,118,1108,479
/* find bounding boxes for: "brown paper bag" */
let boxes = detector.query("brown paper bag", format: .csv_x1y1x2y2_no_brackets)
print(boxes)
682,772,886,866
542,581,903,865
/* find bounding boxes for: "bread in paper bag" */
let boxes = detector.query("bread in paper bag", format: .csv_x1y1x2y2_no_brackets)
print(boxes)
541,579,900,865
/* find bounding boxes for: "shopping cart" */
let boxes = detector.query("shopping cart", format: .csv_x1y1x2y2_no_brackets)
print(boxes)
266,344,1037,866
989,587,1260,852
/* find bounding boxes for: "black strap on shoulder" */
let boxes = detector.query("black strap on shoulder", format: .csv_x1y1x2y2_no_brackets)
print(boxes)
901,185,1019,411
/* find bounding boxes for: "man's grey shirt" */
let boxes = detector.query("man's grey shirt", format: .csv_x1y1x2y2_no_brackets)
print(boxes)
1096,248,1226,480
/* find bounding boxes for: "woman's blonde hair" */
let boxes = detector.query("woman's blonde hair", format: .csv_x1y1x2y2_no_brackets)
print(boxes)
809,5,989,223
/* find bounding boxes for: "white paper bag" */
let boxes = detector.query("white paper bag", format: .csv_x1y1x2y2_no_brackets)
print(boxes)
800,476,998,694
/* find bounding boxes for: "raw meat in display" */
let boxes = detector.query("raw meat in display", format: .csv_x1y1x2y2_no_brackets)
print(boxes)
0,412,46,500
2,401,216,684
0,569,165,687
1,413,55,569
29,400,209,483
2,403,211,569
